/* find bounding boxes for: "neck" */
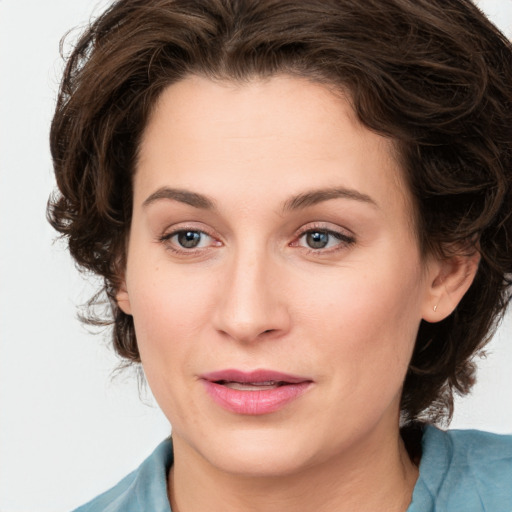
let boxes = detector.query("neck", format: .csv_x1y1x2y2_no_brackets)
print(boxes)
168,426,419,512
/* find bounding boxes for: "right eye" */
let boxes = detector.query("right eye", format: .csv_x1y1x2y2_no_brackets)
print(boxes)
160,229,219,252
174,230,207,248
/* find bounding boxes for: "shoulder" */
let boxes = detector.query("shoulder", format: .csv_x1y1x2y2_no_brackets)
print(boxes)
72,439,173,512
409,426,512,511
441,427,512,464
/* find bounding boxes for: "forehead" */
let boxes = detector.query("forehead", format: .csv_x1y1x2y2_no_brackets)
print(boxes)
135,74,413,222
141,75,378,158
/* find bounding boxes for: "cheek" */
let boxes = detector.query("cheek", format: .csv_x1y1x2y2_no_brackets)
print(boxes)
124,260,215,367
125,268,218,422
308,259,424,387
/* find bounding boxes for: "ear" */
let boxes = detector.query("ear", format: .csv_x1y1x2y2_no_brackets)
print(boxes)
116,280,132,315
422,250,480,323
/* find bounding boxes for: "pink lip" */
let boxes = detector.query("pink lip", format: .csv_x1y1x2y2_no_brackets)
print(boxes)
200,369,313,415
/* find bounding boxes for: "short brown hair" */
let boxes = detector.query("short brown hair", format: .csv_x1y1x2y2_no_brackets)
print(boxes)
48,0,512,425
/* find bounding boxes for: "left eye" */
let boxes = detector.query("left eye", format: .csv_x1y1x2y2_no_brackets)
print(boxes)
298,230,351,250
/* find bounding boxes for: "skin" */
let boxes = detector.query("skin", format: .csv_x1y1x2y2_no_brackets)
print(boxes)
117,75,478,512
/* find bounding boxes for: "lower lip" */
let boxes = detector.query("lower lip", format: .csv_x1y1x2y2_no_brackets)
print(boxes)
202,380,312,415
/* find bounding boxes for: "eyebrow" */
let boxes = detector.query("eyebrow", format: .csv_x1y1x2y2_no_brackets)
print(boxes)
142,185,377,212
142,187,216,210
282,187,378,212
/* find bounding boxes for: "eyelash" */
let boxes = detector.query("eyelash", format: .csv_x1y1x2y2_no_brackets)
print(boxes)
292,225,356,255
158,224,355,256
159,227,220,255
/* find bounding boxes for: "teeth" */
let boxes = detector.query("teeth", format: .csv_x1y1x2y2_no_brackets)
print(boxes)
221,381,283,391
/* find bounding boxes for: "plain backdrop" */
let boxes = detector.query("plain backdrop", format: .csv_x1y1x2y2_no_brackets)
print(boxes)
0,1,511,511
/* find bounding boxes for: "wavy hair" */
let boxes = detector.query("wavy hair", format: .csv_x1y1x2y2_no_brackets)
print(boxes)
48,0,512,425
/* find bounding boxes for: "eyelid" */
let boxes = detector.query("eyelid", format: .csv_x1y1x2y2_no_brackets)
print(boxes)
291,222,356,253
158,223,222,254
295,222,355,239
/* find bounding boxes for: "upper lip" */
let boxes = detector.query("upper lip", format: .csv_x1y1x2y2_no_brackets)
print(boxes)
200,369,312,385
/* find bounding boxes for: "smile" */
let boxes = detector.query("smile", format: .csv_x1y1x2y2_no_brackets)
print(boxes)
200,369,313,415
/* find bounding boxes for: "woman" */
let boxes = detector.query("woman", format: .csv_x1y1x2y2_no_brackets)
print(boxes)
49,0,512,510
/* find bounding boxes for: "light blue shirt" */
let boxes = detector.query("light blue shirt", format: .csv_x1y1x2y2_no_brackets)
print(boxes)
408,427,512,511
73,426,512,512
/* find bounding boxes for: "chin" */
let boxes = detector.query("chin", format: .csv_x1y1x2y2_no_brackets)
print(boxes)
188,424,320,478
211,445,313,478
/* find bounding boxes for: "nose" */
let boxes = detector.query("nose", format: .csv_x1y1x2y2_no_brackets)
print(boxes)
212,248,291,343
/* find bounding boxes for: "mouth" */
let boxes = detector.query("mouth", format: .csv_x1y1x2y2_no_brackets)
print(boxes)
200,369,313,415
216,380,291,391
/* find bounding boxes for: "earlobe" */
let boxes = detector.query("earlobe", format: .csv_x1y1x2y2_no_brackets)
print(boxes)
422,250,480,323
116,282,132,315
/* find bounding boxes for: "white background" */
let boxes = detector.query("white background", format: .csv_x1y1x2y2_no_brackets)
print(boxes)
0,1,511,511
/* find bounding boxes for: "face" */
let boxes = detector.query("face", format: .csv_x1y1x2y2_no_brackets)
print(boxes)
118,75,439,477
